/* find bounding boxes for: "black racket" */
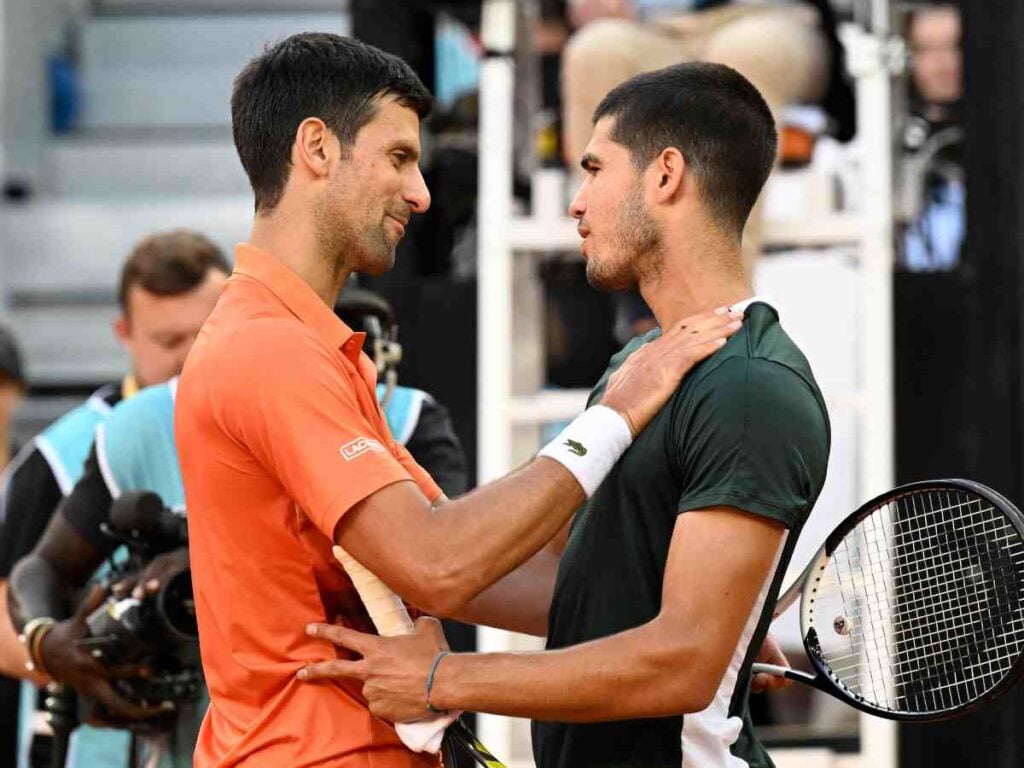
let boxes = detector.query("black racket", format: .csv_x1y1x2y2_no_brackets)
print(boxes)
753,479,1024,721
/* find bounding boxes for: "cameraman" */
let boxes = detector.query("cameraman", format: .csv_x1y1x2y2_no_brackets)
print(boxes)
9,378,200,768
2,232,228,768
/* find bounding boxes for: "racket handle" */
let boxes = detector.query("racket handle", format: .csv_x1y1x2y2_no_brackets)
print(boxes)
331,546,457,754
332,546,415,637
750,663,818,686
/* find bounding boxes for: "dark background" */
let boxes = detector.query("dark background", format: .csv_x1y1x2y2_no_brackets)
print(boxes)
897,1,1024,764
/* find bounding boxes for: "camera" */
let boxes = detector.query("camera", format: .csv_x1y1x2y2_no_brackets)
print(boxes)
77,491,201,712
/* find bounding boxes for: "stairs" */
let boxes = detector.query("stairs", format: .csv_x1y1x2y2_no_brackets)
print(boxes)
4,4,351,385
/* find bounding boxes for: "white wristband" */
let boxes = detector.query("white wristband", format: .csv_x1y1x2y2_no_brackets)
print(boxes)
538,405,633,497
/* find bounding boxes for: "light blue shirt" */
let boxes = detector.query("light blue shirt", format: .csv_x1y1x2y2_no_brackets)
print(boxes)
902,180,965,273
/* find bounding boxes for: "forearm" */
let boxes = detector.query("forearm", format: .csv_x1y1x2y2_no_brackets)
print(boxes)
452,548,559,636
430,618,713,721
425,459,581,610
7,554,73,630
342,459,582,617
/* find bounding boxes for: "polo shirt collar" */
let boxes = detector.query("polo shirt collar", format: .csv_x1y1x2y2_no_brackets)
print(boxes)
730,295,774,315
233,243,363,357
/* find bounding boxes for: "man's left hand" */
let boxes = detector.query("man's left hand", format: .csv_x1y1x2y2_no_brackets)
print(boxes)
298,616,449,723
750,632,792,694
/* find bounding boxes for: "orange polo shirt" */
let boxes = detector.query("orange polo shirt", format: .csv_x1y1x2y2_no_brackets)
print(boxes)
176,244,442,768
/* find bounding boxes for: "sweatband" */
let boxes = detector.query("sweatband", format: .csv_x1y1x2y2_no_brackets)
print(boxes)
537,405,633,497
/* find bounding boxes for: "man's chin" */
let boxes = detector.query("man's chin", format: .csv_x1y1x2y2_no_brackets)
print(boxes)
359,249,396,277
585,258,634,293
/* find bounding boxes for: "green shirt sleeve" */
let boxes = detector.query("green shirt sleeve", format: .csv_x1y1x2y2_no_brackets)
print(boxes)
673,355,830,529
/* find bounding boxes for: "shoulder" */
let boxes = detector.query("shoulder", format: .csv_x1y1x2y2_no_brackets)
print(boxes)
691,355,823,411
221,318,330,377
33,390,116,494
677,315,829,452
37,391,112,445
184,318,332,409
103,381,176,439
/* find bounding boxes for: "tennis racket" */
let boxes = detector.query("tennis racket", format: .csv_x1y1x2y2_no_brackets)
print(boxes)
752,479,1024,721
333,546,507,768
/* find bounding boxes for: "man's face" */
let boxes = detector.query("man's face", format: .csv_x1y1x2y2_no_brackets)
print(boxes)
115,269,228,388
568,117,663,292
315,96,431,276
911,7,962,106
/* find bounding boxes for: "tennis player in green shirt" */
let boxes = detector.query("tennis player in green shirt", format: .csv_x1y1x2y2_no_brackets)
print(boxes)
301,61,830,768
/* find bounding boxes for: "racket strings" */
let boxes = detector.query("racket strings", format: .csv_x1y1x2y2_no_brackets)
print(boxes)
895,493,1024,710
806,489,1024,714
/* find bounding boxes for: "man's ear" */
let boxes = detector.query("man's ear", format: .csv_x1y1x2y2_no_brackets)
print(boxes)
651,147,686,204
293,117,333,180
113,314,130,346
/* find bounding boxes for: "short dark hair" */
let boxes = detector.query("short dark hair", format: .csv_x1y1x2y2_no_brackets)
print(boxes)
594,62,777,235
118,230,230,313
232,32,433,212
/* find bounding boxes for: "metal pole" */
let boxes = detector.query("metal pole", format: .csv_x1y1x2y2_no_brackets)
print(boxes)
476,0,517,758
846,15,899,768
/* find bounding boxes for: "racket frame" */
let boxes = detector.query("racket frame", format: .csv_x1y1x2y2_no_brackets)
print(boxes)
790,479,1024,722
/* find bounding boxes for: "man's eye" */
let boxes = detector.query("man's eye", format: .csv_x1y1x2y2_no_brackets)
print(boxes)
392,152,407,166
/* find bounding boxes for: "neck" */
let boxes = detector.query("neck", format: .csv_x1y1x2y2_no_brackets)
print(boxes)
639,226,752,329
249,204,351,307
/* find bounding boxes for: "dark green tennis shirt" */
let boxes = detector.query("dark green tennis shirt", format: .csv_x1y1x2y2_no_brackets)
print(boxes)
532,302,830,768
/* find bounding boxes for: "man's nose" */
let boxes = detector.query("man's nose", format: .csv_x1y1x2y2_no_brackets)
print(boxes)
405,169,431,214
568,191,586,220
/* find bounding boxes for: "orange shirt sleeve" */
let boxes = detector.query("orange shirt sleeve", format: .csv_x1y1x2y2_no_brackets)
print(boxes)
392,440,444,502
213,320,427,540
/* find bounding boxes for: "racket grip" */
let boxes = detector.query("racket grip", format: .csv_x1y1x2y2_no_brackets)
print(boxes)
331,546,457,754
333,546,415,637
750,663,817,686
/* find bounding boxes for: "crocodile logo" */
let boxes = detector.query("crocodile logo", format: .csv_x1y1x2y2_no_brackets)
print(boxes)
564,439,587,457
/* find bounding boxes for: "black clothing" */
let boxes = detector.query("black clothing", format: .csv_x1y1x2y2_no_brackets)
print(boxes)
533,304,830,768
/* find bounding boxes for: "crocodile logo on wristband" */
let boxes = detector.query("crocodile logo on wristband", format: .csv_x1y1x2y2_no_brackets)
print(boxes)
564,439,588,457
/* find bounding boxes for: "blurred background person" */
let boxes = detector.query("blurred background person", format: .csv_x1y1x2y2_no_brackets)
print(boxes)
905,2,960,137
0,326,26,475
899,2,963,273
0,324,26,768
0,231,228,768
561,0,854,272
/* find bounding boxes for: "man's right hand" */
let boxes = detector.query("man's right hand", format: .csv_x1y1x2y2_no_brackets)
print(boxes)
36,586,171,726
599,306,742,435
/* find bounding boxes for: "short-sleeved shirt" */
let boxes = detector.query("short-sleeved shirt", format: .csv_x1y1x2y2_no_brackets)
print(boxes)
175,244,442,768
532,302,830,768
62,380,182,557
0,384,136,768
0,384,120,573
